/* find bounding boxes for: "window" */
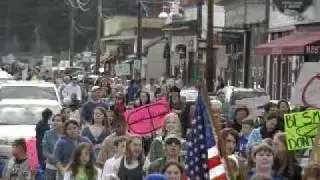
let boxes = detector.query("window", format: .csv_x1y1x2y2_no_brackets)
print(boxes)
1,86,57,100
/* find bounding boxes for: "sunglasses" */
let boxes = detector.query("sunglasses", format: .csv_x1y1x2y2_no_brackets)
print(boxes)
166,138,181,145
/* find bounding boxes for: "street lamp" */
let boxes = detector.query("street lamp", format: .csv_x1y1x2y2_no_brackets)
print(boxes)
158,11,169,19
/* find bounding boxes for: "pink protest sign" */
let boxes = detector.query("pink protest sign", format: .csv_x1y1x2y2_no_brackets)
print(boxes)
25,138,38,169
124,99,170,136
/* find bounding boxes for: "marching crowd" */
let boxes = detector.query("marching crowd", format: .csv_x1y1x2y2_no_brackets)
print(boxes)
1,71,320,180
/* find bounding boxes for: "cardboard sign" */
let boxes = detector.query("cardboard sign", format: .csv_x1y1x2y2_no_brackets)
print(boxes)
124,99,170,136
284,110,320,150
291,62,320,109
26,138,38,169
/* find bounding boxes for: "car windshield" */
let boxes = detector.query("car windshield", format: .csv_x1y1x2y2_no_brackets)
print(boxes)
0,104,60,125
230,91,267,105
1,86,57,100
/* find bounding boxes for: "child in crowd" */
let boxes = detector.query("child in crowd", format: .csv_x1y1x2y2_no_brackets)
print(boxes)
238,119,254,158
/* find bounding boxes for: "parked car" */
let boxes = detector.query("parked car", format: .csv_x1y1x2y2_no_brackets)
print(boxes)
217,86,269,120
0,99,61,161
0,81,61,104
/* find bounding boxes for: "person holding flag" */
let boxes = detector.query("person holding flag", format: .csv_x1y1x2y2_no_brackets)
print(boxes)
186,91,229,180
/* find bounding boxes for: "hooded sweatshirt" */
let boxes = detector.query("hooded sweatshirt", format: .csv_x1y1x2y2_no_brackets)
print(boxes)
54,136,91,166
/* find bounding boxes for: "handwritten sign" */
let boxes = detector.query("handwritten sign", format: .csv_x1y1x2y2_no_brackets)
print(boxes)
124,99,170,136
291,63,320,109
26,138,38,169
284,110,320,150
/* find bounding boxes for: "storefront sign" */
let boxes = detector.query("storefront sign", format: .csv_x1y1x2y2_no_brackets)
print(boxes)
273,0,313,15
305,45,320,54
217,31,243,44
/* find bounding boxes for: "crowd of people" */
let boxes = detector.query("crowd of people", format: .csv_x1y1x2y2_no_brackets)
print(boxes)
1,72,320,180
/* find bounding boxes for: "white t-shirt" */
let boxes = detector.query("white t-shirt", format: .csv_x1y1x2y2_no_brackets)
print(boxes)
101,156,122,180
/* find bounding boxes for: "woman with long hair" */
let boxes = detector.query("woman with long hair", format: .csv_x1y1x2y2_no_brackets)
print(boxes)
63,142,101,180
180,103,196,139
277,100,291,131
114,92,126,116
117,136,145,180
272,132,302,180
247,112,279,149
81,107,110,156
148,113,183,162
136,91,151,107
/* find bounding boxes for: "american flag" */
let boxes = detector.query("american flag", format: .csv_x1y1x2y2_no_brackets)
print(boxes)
186,93,227,180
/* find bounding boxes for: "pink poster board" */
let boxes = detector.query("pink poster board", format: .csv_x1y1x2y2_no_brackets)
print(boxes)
124,99,170,136
26,138,38,169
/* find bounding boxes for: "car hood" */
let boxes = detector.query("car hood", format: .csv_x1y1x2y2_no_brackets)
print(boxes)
0,99,60,106
0,125,36,140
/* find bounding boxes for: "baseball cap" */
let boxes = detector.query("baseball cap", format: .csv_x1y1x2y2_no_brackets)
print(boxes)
164,134,181,145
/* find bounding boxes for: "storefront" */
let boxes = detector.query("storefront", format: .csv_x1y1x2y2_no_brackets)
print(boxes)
255,25,320,100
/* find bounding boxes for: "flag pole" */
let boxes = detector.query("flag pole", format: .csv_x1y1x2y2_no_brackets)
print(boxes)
198,0,232,176
199,65,232,179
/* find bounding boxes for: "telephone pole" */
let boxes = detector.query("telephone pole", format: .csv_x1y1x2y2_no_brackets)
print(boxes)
69,6,75,67
95,0,102,74
137,1,143,79
206,0,215,92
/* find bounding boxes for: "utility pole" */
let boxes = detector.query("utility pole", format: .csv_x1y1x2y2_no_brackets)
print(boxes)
243,0,251,88
95,0,102,75
206,0,215,92
197,0,202,38
69,6,75,67
137,1,143,79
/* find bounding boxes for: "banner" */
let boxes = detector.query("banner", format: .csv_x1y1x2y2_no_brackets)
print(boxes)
124,99,170,136
284,110,320,150
291,63,320,109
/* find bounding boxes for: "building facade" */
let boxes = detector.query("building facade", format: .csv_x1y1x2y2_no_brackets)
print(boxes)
256,0,320,100
216,0,267,88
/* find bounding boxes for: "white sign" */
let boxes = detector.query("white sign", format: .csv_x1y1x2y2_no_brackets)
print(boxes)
115,64,131,76
42,56,53,68
236,96,270,117
291,62,320,109
134,60,141,70
180,89,198,102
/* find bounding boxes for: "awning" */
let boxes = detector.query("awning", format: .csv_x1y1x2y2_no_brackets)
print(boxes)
255,31,320,55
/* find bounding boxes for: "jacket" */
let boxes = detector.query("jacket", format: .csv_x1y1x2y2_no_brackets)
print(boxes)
42,128,61,166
